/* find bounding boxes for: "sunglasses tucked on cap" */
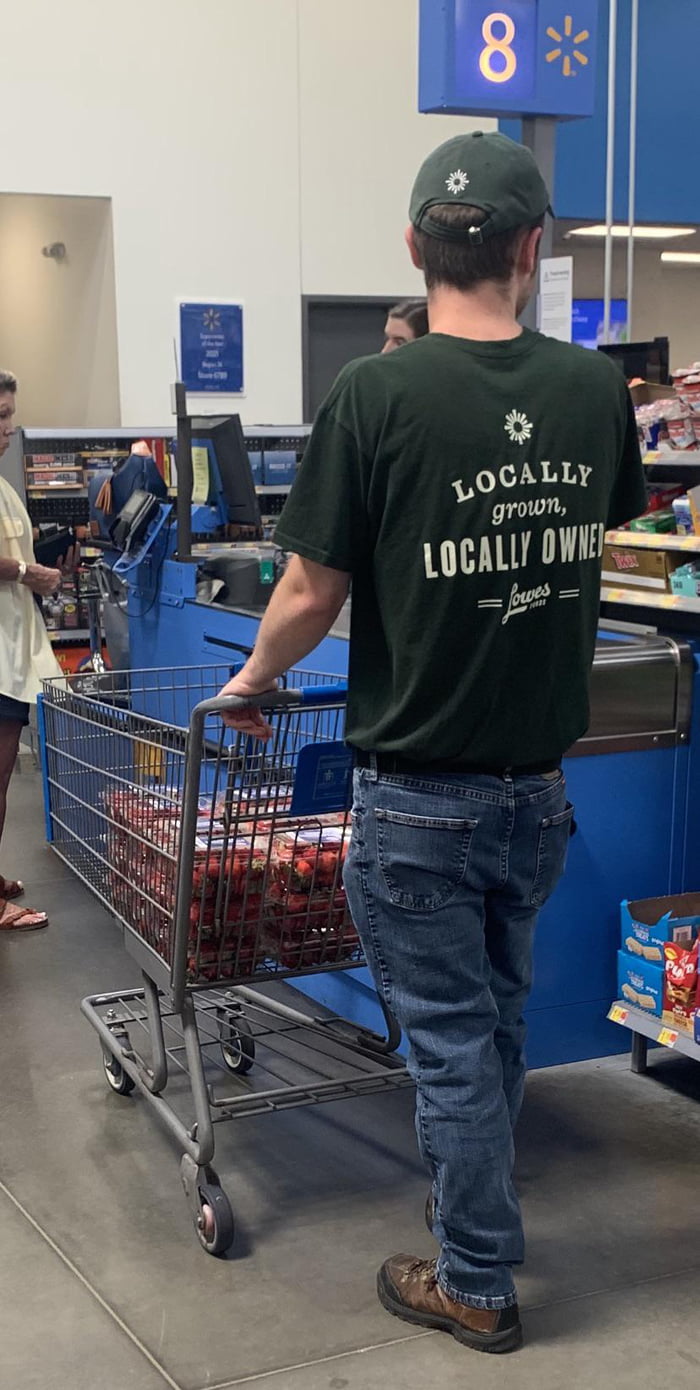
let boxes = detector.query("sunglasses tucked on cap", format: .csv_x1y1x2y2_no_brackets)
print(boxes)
410,131,553,245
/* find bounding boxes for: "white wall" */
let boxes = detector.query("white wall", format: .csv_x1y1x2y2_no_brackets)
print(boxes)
0,194,120,427
2,1,302,426
556,240,700,371
298,0,489,297
1,0,492,427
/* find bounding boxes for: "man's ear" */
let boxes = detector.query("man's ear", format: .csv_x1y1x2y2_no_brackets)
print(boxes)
521,225,543,278
406,224,424,270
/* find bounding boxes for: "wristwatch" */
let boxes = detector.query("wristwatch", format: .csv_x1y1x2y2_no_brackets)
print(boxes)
16,561,27,584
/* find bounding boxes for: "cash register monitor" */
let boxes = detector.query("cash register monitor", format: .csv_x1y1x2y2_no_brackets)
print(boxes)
190,414,261,530
598,337,670,386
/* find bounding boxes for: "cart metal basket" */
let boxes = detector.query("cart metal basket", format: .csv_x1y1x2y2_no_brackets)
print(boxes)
40,666,409,1254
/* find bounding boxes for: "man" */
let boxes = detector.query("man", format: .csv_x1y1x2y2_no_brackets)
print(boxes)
219,133,646,1352
382,298,429,353
0,370,63,929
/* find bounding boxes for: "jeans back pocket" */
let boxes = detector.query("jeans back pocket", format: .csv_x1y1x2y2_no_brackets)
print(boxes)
375,808,478,913
531,803,575,908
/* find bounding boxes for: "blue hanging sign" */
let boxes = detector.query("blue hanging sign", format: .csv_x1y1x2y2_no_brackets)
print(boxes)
179,302,244,394
419,0,599,119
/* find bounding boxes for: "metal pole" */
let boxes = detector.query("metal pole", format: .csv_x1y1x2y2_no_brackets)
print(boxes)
626,0,639,341
174,380,192,561
604,0,619,344
520,117,556,332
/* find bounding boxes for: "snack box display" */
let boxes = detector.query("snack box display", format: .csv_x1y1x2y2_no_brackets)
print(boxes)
247,450,263,484
617,951,664,1017
602,545,680,593
670,563,700,599
663,939,699,1035
621,895,700,961
645,483,686,514
263,450,297,486
672,496,694,536
629,510,677,535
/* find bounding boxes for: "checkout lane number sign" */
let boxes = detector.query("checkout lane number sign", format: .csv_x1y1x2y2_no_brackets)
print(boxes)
179,301,244,395
419,0,598,119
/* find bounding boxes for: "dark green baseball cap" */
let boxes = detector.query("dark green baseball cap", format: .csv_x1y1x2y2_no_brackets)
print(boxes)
410,131,552,245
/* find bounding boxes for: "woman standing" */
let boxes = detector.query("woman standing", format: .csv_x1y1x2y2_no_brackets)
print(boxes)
0,370,63,930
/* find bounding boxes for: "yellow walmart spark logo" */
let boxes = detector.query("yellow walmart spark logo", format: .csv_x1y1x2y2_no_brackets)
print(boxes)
203,309,221,332
546,14,590,78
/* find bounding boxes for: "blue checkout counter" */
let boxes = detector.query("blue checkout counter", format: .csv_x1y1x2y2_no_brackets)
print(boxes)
120,535,700,1070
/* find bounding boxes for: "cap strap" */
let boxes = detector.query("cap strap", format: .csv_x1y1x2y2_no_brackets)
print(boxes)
418,212,494,244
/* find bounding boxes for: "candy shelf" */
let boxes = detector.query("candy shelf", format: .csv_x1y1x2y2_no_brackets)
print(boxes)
608,1002,700,1074
48,629,91,643
600,585,700,614
605,531,700,553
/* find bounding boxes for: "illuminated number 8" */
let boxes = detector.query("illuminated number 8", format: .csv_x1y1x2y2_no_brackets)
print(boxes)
479,11,517,85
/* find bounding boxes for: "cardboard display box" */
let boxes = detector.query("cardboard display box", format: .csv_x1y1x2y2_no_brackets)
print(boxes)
617,951,664,1017
602,544,682,593
621,894,700,961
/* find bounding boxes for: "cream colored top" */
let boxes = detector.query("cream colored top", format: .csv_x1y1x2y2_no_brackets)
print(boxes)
0,474,61,702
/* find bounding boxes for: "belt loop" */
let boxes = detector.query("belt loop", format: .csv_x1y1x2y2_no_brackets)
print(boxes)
368,751,378,782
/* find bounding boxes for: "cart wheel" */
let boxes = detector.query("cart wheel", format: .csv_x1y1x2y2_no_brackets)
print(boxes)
218,1010,255,1075
196,1180,235,1256
102,1048,135,1096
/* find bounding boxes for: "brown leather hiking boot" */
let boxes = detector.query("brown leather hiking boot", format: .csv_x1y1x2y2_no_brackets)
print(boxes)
377,1255,523,1354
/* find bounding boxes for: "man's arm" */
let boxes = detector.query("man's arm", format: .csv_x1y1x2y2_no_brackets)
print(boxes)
607,388,648,530
218,554,350,735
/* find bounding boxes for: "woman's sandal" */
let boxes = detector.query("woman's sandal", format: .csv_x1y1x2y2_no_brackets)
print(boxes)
0,899,48,931
0,875,24,900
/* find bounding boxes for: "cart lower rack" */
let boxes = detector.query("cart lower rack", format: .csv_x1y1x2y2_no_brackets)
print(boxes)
40,665,410,1255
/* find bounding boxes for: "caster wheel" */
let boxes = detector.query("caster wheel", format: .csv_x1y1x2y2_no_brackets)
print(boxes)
218,1009,255,1075
102,1027,135,1095
196,1180,235,1256
102,1049,135,1095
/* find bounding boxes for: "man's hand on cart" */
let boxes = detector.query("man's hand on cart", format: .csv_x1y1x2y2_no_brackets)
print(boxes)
218,673,276,740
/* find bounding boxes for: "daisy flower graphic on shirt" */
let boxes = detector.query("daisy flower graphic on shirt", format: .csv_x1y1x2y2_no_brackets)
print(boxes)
504,410,533,445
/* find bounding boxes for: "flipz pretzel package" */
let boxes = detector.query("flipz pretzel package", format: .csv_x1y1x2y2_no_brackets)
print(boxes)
663,939,700,1034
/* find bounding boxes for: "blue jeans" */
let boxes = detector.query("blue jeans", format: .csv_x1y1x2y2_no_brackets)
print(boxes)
344,762,573,1311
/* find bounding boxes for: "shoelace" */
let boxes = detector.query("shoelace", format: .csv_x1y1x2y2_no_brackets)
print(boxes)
407,1258,439,1292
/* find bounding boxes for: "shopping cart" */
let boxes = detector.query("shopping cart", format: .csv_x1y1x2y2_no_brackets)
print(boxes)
39,666,410,1255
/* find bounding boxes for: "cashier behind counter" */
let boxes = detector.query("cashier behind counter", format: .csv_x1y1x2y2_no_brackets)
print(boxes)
88,441,168,543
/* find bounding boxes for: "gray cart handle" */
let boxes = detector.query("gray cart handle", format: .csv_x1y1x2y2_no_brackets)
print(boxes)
193,684,347,720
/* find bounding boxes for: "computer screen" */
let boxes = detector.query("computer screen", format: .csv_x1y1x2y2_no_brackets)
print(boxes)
572,299,628,350
597,337,671,386
190,415,261,531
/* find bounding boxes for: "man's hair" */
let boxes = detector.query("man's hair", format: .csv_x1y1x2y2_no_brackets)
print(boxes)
0,370,17,394
388,298,429,338
413,205,544,293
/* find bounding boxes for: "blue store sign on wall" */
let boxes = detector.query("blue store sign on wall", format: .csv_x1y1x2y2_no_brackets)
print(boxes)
180,302,244,394
420,0,599,118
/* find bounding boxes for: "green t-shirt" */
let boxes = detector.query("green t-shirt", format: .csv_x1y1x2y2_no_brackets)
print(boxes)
276,330,647,766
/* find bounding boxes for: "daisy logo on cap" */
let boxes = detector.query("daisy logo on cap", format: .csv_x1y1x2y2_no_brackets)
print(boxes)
445,169,470,196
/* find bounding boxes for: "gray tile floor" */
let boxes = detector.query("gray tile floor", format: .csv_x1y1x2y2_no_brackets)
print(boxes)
2,766,700,1390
